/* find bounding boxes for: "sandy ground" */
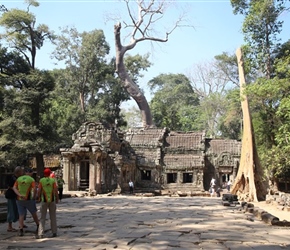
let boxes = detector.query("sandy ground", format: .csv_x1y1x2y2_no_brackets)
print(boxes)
252,201,290,221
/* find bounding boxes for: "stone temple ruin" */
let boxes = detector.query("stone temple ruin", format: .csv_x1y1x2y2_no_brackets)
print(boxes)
60,122,241,195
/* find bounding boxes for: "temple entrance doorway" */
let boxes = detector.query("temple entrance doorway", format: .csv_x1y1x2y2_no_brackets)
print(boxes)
79,160,89,190
219,166,233,188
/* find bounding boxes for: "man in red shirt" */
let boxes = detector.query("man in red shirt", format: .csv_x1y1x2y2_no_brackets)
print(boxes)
36,168,59,239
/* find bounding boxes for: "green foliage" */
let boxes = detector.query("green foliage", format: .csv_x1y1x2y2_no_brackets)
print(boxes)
149,73,200,131
124,54,152,84
86,75,130,127
53,27,112,115
231,0,286,78
0,1,54,69
0,0,56,169
231,0,290,180
245,48,290,178
218,89,242,139
39,69,83,147
53,27,151,128
214,52,239,86
0,69,56,167
0,45,30,76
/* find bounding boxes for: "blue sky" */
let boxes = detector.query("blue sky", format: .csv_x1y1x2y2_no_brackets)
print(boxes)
2,0,290,108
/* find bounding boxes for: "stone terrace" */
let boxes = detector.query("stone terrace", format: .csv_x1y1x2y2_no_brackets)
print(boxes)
0,194,290,250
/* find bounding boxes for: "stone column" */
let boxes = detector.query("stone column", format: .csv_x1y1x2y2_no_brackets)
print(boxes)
113,153,122,194
198,170,204,190
193,169,197,185
89,155,96,193
96,155,102,194
74,160,79,191
62,156,70,191
177,172,182,184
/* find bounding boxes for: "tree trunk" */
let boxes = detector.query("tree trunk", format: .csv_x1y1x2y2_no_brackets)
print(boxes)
231,47,267,202
114,23,154,128
35,152,44,179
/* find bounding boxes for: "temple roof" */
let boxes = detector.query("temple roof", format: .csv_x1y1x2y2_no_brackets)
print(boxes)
165,131,205,150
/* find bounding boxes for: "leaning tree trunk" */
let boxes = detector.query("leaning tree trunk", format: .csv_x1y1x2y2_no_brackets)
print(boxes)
231,47,267,202
114,23,154,128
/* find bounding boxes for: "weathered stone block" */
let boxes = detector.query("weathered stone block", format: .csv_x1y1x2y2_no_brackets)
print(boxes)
247,207,254,213
222,201,230,206
160,190,170,196
261,212,279,225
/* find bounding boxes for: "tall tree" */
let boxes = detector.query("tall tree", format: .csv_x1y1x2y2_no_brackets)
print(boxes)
42,68,85,148
114,0,189,128
187,54,240,137
53,27,151,126
0,0,54,69
246,41,290,190
231,47,266,202
0,67,55,170
231,0,286,79
0,0,55,175
53,27,110,115
231,0,289,192
218,89,242,140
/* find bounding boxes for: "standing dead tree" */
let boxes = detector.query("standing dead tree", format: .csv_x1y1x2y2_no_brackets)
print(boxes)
114,0,186,128
231,47,267,202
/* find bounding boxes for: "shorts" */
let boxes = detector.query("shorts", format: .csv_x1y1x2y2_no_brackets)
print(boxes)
16,200,37,216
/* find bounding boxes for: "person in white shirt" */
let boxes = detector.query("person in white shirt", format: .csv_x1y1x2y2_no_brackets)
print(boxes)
210,178,216,187
128,180,134,194
210,178,216,197
227,179,232,192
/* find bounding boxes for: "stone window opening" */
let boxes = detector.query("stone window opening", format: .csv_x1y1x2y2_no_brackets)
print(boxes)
167,173,177,183
141,170,151,180
183,173,193,183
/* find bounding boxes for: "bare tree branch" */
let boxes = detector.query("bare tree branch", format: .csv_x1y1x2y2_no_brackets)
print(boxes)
115,0,193,128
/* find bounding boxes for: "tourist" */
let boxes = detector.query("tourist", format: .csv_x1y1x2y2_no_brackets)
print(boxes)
36,168,59,239
6,166,23,232
210,177,216,197
24,168,35,198
128,180,134,194
23,168,36,226
216,187,221,197
209,186,215,197
12,168,39,236
210,177,216,187
227,179,232,192
57,174,65,201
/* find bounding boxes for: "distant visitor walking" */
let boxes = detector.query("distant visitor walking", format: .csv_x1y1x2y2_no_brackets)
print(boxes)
227,179,232,192
128,180,134,194
210,177,216,197
57,175,65,201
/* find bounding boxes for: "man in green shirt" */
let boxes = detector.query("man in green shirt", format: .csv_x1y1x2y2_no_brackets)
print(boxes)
57,175,65,201
13,169,39,236
36,168,59,239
